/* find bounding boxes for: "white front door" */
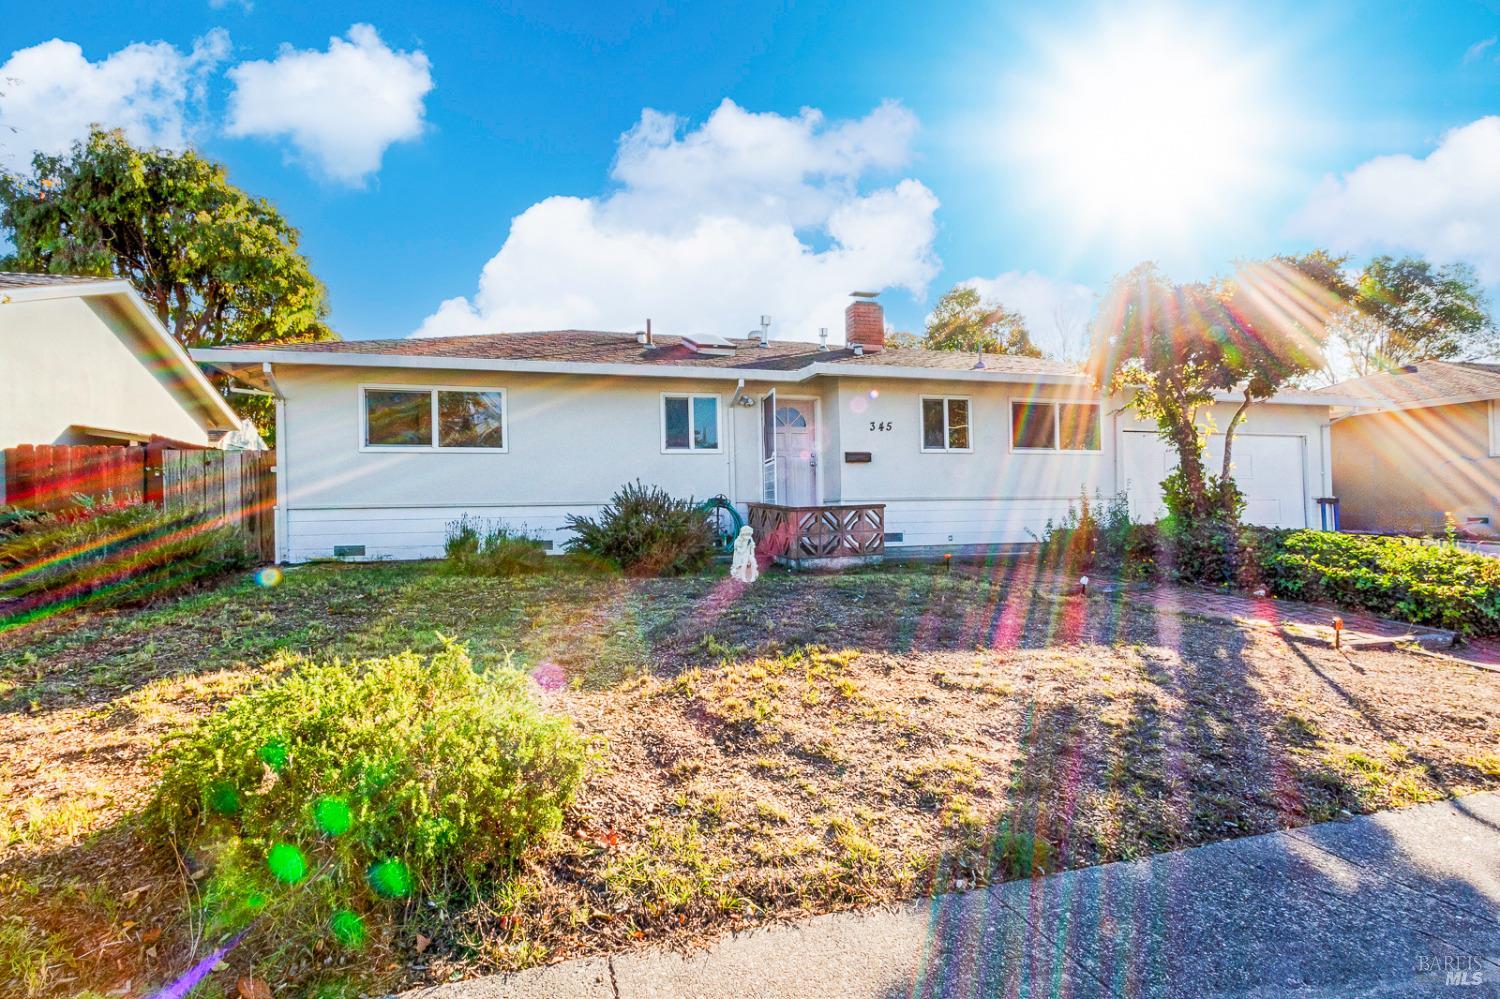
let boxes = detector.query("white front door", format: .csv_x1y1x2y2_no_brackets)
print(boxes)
774,400,818,506
1121,430,1307,528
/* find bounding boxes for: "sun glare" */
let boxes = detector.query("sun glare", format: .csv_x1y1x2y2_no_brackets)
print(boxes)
1012,13,1280,249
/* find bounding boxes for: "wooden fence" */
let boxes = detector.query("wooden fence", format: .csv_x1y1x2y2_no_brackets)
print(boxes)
2,443,276,562
1,444,145,509
158,448,276,563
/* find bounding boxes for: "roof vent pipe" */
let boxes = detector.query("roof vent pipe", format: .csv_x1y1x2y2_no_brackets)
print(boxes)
819,327,829,351
758,314,771,348
645,318,653,347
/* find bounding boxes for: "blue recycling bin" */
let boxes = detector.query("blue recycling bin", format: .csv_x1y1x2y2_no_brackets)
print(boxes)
1315,497,1340,532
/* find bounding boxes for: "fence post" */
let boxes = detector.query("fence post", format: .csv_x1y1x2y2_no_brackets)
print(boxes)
144,439,167,508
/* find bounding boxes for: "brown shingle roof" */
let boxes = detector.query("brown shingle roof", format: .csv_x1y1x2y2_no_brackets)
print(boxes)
0,271,112,290
211,329,1083,377
1319,361,1500,408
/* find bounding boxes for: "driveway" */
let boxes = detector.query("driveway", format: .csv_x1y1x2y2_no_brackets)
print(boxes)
403,792,1500,998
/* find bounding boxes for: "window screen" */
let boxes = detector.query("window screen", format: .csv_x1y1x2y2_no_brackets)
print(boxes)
366,390,432,446
693,396,719,449
922,398,947,450
946,399,970,450
1011,402,1057,450
438,391,505,448
1058,403,1101,451
664,396,692,450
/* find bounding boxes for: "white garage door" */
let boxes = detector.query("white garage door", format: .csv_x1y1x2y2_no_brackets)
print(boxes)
1121,431,1307,529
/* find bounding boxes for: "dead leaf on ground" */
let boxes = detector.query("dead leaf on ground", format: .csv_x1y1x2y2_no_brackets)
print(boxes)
237,975,272,999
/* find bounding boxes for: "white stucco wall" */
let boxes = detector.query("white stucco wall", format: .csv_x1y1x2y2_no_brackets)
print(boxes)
276,364,768,561
824,377,1113,545
0,295,216,449
272,361,1336,561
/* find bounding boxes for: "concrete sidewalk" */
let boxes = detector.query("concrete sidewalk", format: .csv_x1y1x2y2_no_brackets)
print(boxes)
404,793,1500,998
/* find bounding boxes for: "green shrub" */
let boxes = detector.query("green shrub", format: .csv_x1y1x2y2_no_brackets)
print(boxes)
0,497,253,613
1040,490,1141,575
149,642,589,968
1114,520,1500,634
1254,529,1500,635
1152,515,1260,588
443,516,549,576
565,480,714,576
1160,466,1244,525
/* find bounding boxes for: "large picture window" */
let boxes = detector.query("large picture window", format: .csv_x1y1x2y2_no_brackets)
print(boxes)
920,396,971,452
363,387,506,451
662,394,721,452
1010,400,1102,452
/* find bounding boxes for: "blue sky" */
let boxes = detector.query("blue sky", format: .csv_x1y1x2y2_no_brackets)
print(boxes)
3,0,1499,354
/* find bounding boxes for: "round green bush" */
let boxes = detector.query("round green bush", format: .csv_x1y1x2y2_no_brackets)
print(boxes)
149,641,590,961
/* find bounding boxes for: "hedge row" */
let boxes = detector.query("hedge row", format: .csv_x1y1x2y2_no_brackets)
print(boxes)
1254,529,1500,636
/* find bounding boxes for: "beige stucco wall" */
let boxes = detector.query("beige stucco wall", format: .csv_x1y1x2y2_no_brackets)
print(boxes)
0,295,215,449
275,361,1335,560
1331,401,1500,533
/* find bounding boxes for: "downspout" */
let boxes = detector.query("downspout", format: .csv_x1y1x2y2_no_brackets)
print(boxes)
263,362,289,564
1110,401,1123,496
1319,420,1333,529
727,378,744,505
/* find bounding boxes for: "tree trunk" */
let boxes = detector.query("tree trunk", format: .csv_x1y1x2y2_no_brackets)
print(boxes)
1219,389,1254,521
1166,411,1211,521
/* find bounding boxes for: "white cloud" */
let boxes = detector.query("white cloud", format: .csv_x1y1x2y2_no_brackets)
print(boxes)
1293,116,1500,283
1463,36,1496,64
0,31,228,170
414,99,938,341
225,24,432,184
959,271,1098,361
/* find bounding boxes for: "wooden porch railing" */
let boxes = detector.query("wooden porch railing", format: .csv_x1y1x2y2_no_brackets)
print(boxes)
746,502,885,562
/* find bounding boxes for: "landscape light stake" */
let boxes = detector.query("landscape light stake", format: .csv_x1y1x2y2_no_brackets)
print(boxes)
1332,616,1344,650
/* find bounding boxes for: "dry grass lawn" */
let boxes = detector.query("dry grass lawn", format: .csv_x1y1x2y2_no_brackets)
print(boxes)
1,558,1497,996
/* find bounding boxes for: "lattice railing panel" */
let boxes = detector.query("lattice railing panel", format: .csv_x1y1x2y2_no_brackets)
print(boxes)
748,502,885,560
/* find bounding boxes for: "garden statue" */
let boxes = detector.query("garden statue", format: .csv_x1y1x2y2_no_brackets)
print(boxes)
730,525,759,583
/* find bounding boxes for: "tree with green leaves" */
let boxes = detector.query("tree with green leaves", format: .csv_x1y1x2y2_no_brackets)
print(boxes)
1328,255,1493,378
1089,256,1339,522
924,285,1043,357
1,128,334,350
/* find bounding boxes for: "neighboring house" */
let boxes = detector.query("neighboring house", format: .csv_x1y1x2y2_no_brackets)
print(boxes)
1321,361,1500,534
0,272,245,450
193,295,1344,563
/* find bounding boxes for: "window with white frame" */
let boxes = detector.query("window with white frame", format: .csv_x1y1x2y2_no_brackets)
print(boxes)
1011,400,1102,452
363,387,506,450
662,394,721,452
921,396,971,451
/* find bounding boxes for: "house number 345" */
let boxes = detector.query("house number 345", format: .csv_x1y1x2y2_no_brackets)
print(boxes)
869,421,893,432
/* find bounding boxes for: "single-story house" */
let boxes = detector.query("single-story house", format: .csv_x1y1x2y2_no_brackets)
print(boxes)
1321,360,1500,534
193,295,1346,564
0,272,247,450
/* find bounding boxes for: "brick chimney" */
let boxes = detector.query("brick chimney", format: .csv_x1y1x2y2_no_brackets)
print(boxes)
845,292,884,353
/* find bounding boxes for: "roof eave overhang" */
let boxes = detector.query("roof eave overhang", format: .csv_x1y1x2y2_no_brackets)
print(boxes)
189,347,1091,386
1233,389,1357,407
1328,389,1500,417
